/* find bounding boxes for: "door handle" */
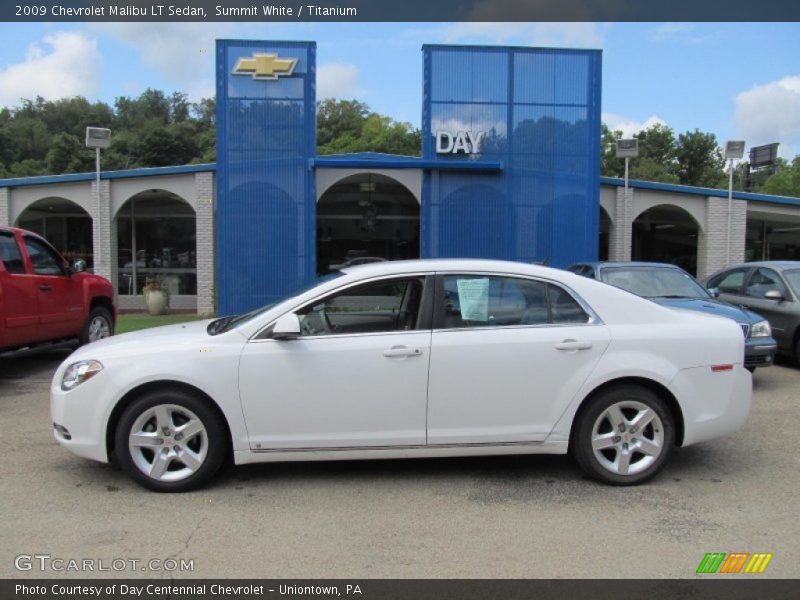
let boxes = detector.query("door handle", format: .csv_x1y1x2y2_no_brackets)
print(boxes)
39,284,52,292
554,339,593,351
382,345,423,358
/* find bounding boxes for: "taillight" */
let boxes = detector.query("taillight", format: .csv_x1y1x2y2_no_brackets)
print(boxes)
711,364,734,372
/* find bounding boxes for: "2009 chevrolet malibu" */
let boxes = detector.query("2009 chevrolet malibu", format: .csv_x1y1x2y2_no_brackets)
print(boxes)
51,259,752,492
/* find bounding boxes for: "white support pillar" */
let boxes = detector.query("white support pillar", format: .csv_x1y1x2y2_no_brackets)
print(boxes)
608,186,633,261
0,187,9,227
195,172,216,316
697,196,747,280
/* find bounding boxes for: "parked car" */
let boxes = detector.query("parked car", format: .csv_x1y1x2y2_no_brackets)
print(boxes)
51,259,751,492
0,226,116,353
567,261,777,371
705,261,800,365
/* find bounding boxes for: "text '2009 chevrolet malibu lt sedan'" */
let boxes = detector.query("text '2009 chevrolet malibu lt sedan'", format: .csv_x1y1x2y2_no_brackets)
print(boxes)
51,259,752,492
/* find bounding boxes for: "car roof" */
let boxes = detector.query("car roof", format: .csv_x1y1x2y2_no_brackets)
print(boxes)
340,258,573,278
570,261,685,270
723,261,800,271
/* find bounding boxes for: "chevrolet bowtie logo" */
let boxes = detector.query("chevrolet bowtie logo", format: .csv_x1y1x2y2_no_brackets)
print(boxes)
232,53,298,80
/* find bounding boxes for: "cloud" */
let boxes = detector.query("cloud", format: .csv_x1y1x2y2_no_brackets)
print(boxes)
92,23,235,100
317,63,359,100
649,23,694,41
734,75,800,157
0,31,100,108
442,22,604,49
603,113,667,138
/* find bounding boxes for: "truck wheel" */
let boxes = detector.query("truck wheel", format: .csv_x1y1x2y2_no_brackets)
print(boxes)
80,307,114,345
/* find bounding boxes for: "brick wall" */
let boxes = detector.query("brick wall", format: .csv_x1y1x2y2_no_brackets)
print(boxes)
195,172,215,316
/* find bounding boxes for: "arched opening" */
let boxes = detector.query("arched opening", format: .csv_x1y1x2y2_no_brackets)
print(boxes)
115,190,196,298
317,173,419,274
632,204,700,275
16,197,93,268
599,206,611,261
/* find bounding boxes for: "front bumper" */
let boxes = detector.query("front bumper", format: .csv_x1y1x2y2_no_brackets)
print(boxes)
744,336,777,369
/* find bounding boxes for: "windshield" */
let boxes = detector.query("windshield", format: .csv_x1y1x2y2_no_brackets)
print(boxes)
207,271,345,335
784,270,800,297
601,267,710,300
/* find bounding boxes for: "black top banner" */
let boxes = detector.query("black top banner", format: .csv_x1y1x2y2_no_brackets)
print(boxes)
3,0,800,22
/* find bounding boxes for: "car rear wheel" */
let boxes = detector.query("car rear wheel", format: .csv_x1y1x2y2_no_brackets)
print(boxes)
80,307,113,345
115,389,227,492
573,385,675,485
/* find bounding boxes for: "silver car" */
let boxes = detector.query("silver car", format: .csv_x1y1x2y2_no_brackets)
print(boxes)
705,261,800,366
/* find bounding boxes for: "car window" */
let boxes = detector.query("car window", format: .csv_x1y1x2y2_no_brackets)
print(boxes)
440,275,588,329
784,270,800,298
746,268,787,299
602,267,708,299
297,277,424,336
708,269,746,294
23,237,64,276
584,266,595,278
0,232,25,274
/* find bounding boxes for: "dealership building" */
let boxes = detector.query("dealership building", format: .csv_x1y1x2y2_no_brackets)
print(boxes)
1,40,799,315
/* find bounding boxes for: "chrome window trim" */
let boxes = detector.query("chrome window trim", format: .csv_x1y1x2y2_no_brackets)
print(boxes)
435,270,604,331
249,272,431,342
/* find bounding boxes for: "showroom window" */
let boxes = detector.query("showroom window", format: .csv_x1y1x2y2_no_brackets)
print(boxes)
297,277,425,336
116,192,197,296
440,275,588,329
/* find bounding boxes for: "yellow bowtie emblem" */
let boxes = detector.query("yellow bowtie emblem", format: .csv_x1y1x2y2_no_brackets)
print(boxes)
233,53,298,80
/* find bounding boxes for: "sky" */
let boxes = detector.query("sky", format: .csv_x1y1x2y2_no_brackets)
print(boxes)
0,21,798,158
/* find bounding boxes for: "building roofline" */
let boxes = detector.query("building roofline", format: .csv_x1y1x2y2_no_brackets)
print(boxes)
0,163,216,189
600,176,800,207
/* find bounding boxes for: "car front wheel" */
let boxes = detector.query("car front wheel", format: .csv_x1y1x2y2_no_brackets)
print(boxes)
80,307,114,345
115,389,227,492
573,385,675,485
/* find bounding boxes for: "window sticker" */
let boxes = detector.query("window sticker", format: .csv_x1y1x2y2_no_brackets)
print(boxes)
457,278,490,321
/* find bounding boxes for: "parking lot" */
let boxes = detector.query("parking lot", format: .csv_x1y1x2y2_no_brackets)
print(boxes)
1,347,798,579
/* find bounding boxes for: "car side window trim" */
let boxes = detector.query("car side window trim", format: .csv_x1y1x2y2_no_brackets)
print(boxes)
431,271,601,331
251,273,435,341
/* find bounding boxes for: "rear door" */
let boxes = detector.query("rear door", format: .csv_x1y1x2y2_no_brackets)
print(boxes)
0,231,38,348
426,273,610,444
22,235,84,340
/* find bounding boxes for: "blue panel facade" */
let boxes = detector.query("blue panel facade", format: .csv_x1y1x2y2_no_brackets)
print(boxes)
421,45,602,268
216,40,316,315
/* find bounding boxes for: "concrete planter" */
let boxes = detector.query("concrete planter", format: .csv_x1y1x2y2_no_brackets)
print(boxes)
144,289,168,316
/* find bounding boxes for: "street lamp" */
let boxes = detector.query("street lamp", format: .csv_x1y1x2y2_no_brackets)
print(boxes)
616,138,639,192
85,127,111,199
724,140,746,265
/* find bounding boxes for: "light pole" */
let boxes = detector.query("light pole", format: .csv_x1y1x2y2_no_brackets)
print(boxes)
723,140,745,266
85,127,111,277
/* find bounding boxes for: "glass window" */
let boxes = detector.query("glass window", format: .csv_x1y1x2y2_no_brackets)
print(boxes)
23,237,64,276
297,278,424,336
549,285,590,324
440,275,587,329
783,270,800,297
746,268,787,299
708,269,746,294
601,267,709,300
0,233,25,274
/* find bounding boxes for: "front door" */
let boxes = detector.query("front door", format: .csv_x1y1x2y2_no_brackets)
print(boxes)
426,274,610,444
238,276,432,449
741,267,797,349
22,235,84,340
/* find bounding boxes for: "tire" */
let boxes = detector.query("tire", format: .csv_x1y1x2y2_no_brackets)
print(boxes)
573,385,675,485
80,306,114,345
114,389,227,492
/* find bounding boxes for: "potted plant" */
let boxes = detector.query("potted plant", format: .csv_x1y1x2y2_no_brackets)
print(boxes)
143,277,170,316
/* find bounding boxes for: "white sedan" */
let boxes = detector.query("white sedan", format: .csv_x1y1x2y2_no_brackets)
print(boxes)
51,259,751,492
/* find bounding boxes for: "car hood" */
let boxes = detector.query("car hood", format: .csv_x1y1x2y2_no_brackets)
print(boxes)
71,319,223,359
653,298,763,324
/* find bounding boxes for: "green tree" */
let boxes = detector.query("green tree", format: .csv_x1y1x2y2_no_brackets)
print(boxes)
675,129,726,187
636,123,676,165
46,132,93,173
762,156,800,197
600,123,624,177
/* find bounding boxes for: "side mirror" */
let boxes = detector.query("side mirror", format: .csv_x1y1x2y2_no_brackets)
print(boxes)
271,313,300,340
765,290,784,302
71,259,87,273
707,287,720,299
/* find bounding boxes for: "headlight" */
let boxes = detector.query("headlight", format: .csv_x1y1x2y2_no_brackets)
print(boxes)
750,320,772,338
61,360,103,391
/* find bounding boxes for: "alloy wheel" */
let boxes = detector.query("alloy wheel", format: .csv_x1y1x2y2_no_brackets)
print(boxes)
590,400,665,476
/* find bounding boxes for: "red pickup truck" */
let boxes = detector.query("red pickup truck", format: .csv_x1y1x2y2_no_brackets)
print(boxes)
0,226,116,352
